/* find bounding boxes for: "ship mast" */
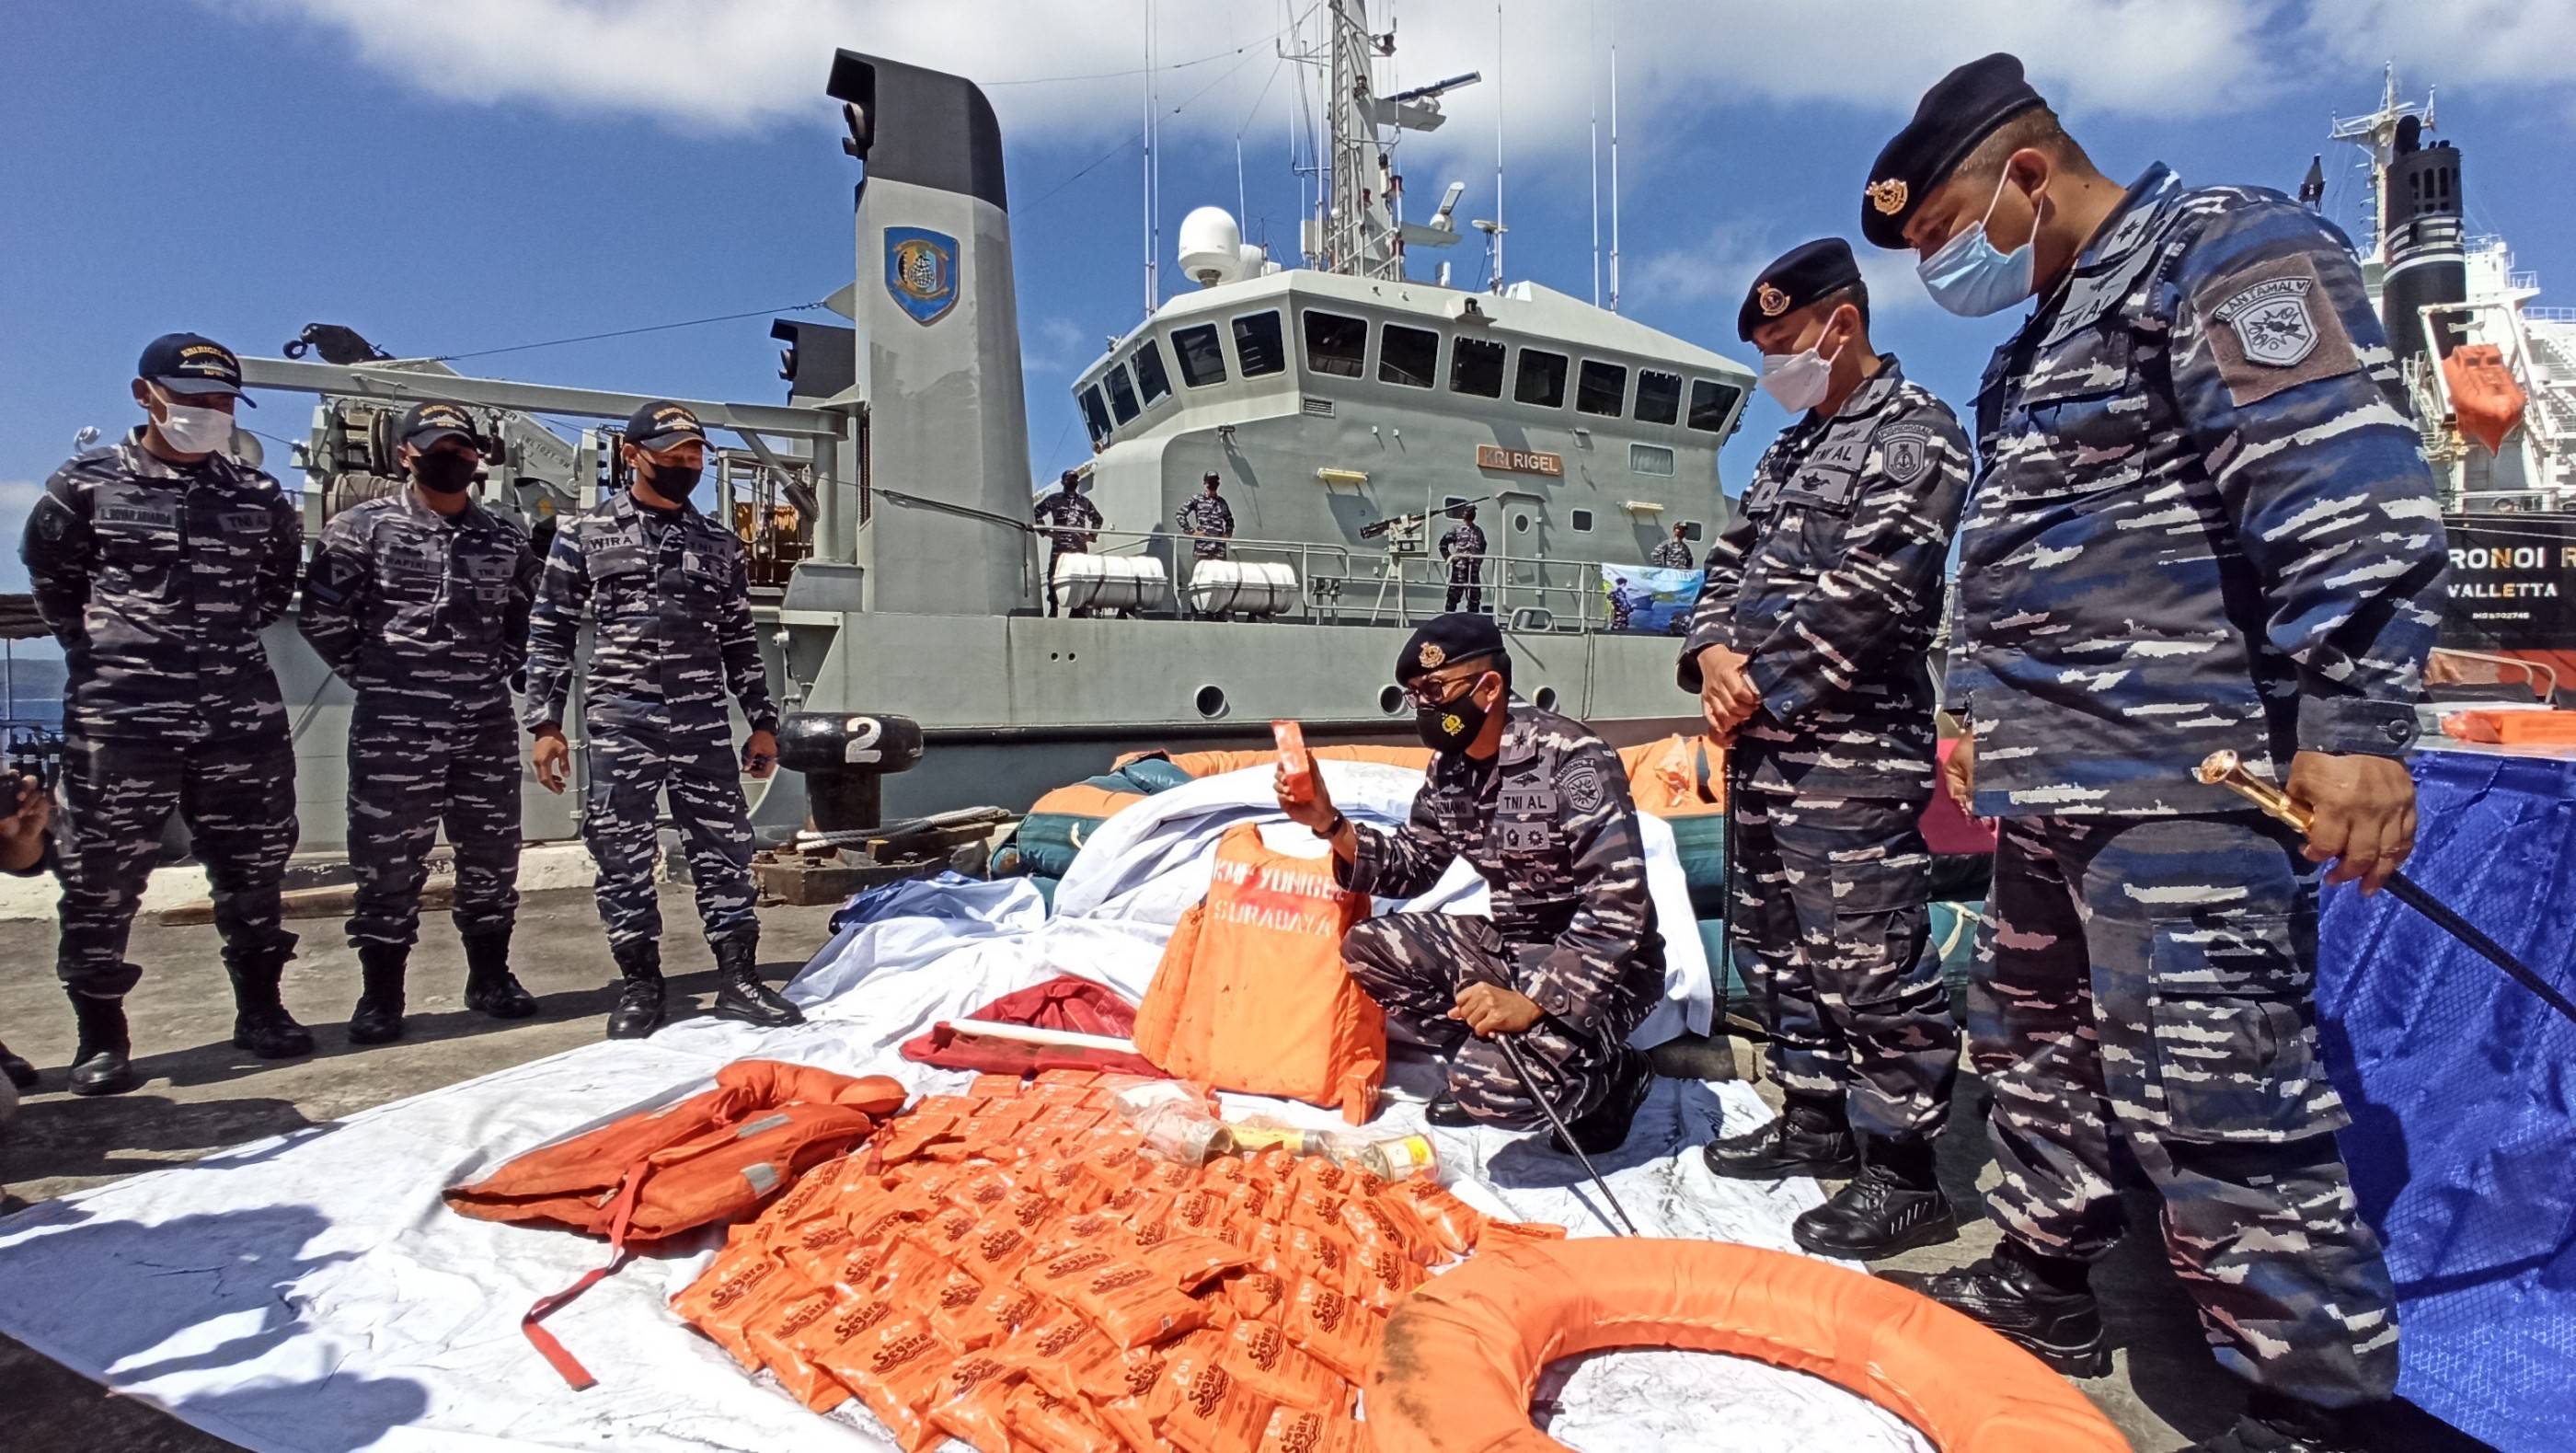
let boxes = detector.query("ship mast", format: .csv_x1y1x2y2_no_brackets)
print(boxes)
2328,63,2435,268
1296,0,1476,281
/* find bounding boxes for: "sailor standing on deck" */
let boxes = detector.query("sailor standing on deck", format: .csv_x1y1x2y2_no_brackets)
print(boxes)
1649,523,1696,570
1176,472,1236,560
1438,504,1487,614
523,402,804,1040
21,333,311,1096
1862,56,2445,1452
298,402,542,1044
1033,469,1104,617
1274,614,1662,1155
1682,240,1973,1261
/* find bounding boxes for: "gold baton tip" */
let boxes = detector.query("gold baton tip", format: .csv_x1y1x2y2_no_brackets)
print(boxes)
2193,749,2241,786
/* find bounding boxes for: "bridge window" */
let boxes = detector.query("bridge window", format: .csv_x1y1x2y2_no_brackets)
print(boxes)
1450,336,1505,397
1304,310,1368,378
1131,340,1171,405
1577,360,1627,417
1682,520,1705,542
1570,509,1594,532
1629,444,1675,476
1379,323,1440,388
1514,348,1568,408
1104,363,1141,424
1233,311,1286,376
1172,323,1227,386
1635,369,1683,425
1077,386,1113,446
1687,378,1742,433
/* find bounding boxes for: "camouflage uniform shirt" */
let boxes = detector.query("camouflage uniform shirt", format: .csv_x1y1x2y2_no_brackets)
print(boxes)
1679,357,1972,799
1649,537,1696,570
523,491,778,742
21,431,303,742
1337,702,1663,1038
299,493,538,721
1950,165,2446,815
1438,521,1487,583
1175,491,1235,559
1033,489,1104,553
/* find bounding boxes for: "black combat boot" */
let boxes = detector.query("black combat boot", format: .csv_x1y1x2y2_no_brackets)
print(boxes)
2182,1391,2377,1453
346,941,409,1045
1793,1132,1957,1259
0,1041,36,1091
461,929,538,1021
1878,1239,2109,1377
229,952,316,1059
1554,1046,1653,1158
1703,1093,1859,1179
710,937,804,1028
66,991,137,1097
605,938,665,1040
1423,1090,1478,1127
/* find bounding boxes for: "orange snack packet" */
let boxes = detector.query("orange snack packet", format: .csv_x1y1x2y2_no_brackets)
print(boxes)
1258,1405,1363,1453
1019,1242,1123,1303
1128,1228,1254,1294
816,1316,953,1453
1272,721,1315,805
1344,1240,1425,1312
1477,1217,1570,1246
1272,1225,1350,1289
1222,1319,1340,1413
1374,1179,1480,1257
1223,1268,1290,1323
1006,1382,1129,1453
745,1288,852,1413
790,1290,901,1369
1167,1187,1234,1244
1065,1258,1214,1349
1282,1279,1378,1384
928,1349,1025,1453
876,1110,967,1165
1160,1335,1277,1453
1001,1304,1121,1405
673,1249,797,1369
970,1073,1029,1100
925,1264,998,1345
1339,1197,1432,1267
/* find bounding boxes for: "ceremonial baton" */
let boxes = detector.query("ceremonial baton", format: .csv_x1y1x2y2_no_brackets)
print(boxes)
1493,1033,1642,1237
2195,751,2576,1030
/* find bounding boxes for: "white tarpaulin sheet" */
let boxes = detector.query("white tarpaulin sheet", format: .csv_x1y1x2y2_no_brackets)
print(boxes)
0,762,1928,1453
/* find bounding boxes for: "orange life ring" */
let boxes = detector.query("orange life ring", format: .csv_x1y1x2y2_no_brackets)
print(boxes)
1366,1238,2128,1453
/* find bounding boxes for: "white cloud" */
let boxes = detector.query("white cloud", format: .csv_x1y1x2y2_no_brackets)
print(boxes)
1627,221,1927,318
2307,0,2576,92
0,482,43,594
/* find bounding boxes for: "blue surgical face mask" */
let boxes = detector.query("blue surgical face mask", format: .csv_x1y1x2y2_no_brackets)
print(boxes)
1917,170,2040,317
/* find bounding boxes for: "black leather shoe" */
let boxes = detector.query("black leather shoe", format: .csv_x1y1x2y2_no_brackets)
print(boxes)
0,1042,37,1091
346,941,408,1045
1554,1047,1653,1158
1424,1090,1477,1127
66,992,137,1097
1703,1097,1857,1180
709,937,804,1028
605,939,665,1040
1791,1148,1958,1260
1879,1241,2109,1377
461,929,538,1021
2182,1393,2376,1453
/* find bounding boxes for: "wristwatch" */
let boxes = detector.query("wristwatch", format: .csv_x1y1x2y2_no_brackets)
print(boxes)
1315,811,1347,841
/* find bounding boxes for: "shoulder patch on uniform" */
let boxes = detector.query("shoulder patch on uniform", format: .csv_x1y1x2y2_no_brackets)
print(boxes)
2198,251,2359,408
1876,423,1934,486
1559,760,1605,814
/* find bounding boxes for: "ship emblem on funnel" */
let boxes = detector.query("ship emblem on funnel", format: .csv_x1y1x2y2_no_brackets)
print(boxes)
886,227,960,324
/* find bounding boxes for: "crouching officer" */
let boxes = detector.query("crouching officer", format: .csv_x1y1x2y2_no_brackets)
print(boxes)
1682,240,1972,1260
1861,56,2444,1451
1274,614,1662,1155
300,402,542,1043
523,402,801,1039
22,333,309,1095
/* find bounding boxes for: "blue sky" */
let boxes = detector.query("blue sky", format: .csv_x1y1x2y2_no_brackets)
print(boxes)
6,0,2576,625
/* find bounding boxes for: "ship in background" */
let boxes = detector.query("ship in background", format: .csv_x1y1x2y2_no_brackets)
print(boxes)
2316,69,2576,698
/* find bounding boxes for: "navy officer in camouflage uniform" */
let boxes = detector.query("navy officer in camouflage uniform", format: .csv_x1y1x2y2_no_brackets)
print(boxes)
523,401,802,1039
21,333,312,1095
1648,523,1695,570
1437,505,1486,615
300,401,541,1044
1273,614,1662,1155
1033,469,1103,617
1176,472,1236,561
1682,239,1972,1260
1862,56,2444,1453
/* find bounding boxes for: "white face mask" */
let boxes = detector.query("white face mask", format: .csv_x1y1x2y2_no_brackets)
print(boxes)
1757,325,1843,413
152,394,236,455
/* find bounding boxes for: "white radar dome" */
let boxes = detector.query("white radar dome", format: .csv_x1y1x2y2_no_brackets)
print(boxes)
1179,207,1248,287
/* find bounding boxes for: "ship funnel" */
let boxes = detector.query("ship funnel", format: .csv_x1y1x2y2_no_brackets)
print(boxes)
1179,207,1252,287
2380,118,2467,372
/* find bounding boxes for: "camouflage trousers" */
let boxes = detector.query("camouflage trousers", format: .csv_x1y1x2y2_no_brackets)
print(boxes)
1972,813,2398,1407
582,725,756,952
53,729,299,997
1342,913,1638,1132
345,704,521,949
1731,786,1956,1138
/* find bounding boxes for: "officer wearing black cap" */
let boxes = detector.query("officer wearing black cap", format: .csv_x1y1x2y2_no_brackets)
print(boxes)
1860,55,2447,1453
1176,471,1235,562
300,401,543,1044
523,400,800,1040
1034,469,1104,616
1679,239,1972,1261
1272,614,1663,1154
21,332,310,1093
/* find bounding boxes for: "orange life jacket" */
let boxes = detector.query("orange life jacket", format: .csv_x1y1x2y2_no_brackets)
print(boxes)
1131,824,1385,1123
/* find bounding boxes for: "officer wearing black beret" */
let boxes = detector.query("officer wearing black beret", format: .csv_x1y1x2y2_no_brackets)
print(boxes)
1682,240,1972,1260
1862,54,2448,1453
1271,615,1664,1154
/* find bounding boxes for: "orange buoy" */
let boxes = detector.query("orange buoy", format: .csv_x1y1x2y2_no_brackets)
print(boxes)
1366,1238,2128,1453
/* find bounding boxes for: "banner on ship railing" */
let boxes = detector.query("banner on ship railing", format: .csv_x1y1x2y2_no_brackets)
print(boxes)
1600,563,1699,634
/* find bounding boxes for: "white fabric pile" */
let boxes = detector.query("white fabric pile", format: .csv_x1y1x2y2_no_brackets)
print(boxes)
0,763,1929,1453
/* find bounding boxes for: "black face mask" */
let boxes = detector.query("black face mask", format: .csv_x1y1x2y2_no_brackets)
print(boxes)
411,451,478,495
638,461,703,501
1413,677,1495,755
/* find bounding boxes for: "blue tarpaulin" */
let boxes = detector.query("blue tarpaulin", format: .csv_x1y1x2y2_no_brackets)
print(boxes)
2319,746,2576,1452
